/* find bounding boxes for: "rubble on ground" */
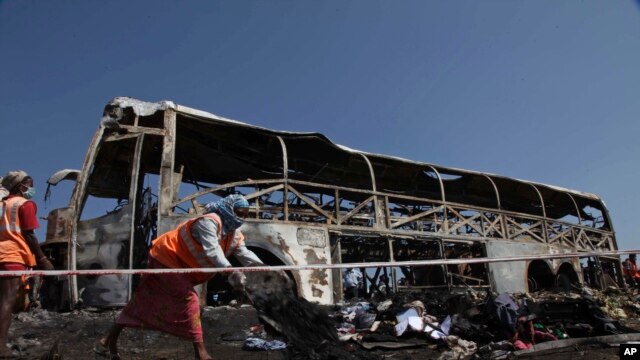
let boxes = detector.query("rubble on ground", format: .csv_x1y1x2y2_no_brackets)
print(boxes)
245,271,383,359
323,287,640,359
4,283,639,359
241,268,640,360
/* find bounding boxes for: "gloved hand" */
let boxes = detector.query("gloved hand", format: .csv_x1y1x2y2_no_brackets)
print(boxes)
38,256,55,271
228,271,247,291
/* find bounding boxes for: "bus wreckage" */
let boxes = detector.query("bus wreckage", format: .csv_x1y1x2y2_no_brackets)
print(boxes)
41,97,623,310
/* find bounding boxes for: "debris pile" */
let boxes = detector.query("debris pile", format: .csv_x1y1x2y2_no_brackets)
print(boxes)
369,288,639,358
289,287,638,360
5,276,639,359
241,270,640,360
245,271,382,359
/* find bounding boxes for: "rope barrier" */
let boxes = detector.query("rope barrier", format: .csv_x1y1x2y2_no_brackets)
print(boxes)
0,249,637,277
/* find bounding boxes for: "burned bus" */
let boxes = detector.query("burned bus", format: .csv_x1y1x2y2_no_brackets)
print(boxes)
42,97,622,309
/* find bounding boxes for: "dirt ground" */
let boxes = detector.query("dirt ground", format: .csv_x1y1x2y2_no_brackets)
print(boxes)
6,305,399,360
4,305,630,360
6,274,640,360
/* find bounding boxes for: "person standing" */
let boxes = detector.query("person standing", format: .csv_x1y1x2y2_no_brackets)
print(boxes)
343,268,363,300
377,273,390,295
0,170,54,357
623,254,640,288
98,194,264,360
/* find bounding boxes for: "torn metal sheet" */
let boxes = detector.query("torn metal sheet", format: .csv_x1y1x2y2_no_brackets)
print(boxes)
107,96,175,117
75,203,135,306
46,169,80,185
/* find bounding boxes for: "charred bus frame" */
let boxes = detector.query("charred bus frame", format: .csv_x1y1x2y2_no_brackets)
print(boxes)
42,97,622,308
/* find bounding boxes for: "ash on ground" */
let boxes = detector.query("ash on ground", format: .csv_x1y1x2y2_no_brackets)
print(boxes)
4,276,640,360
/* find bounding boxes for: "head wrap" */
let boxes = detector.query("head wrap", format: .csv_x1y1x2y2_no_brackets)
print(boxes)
1,170,29,192
0,177,7,200
204,194,249,234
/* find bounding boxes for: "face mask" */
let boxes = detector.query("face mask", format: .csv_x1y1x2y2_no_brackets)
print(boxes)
22,186,36,199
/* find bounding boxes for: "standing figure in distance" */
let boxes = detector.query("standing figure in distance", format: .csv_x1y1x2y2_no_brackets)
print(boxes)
623,254,640,288
343,267,363,300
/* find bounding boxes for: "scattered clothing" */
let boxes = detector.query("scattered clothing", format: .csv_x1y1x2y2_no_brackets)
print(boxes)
486,293,521,333
356,313,377,329
340,302,371,323
513,339,533,350
243,337,287,351
376,300,393,312
403,300,426,317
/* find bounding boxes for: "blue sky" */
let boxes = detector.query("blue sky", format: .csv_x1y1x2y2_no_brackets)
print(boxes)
1,1,639,250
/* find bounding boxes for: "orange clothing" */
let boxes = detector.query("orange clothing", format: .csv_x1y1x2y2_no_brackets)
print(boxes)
0,197,36,266
623,259,640,279
149,213,244,284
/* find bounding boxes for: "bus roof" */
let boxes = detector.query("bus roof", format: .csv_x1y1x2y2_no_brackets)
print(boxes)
101,97,608,224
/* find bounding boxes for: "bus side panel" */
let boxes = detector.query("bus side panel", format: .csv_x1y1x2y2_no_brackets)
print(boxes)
157,216,191,237
486,242,580,294
486,242,548,294
241,222,334,305
75,203,134,306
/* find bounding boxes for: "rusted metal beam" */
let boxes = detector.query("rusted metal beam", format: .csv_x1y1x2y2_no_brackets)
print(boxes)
506,217,545,242
359,154,384,228
104,133,141,142
127,134,144,299
339,195,376,225
68,124,108,306
483,174,501,209
159,109,176,216
287,185,336,224
566,193,583,226
530,185,548,244
118,124,166,136
172,179,281,207
277,136,289,222
447,207,483,235
390,205,445,229
243,184,285,201
164,175,612,252
334,189,340,224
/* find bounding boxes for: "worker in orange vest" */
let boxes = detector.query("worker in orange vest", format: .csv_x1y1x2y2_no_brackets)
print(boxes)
98,194,264,360
623,254,640,288
0,170,54,358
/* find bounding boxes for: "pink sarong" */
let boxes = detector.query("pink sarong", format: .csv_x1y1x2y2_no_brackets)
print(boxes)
116,258,203,342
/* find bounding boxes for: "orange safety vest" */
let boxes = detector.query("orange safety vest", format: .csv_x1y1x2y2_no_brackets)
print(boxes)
149,213,245,284
623,259,640,279
0,197,36,266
